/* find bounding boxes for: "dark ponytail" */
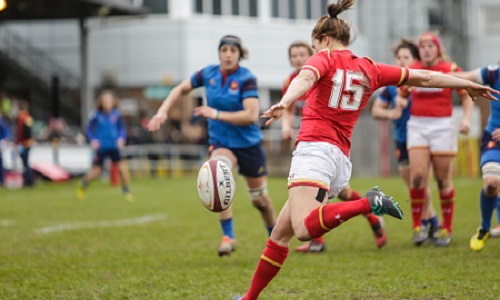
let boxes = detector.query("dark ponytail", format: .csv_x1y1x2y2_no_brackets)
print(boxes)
312,0,355,46
327,0,355,18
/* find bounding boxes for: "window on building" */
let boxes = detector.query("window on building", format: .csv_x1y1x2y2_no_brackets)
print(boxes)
306,0,312,19
288,0,296,19
143,0,168,14
231,0,239,15
249,0,258,17
193,0,259,17
272,0,279,18
213,0,221,15
195,0,203,13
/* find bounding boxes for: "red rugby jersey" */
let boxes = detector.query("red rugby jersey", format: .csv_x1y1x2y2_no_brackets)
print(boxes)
298,49,408,156
403,60,467,117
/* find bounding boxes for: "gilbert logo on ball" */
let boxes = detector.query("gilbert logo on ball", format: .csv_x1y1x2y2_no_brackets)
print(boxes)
197,159,235,212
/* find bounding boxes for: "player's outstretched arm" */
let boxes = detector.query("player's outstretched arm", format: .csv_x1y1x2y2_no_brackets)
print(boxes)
147,78,193,132
406,69,499,101
449,69,481,83
261,69,316,126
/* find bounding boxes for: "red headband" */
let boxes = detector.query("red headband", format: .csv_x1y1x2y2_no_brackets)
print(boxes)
419,33,441,56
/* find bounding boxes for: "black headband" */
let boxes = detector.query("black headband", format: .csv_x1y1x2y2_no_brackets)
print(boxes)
219,36,243,55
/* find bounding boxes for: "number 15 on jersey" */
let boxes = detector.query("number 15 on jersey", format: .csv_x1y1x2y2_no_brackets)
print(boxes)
328,69,366,110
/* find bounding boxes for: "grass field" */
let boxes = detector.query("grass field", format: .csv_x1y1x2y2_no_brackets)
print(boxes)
0,176,499,299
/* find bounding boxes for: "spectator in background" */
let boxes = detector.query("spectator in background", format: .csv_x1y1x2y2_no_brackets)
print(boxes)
16,101,33,187
77,90,133,201
0,109,11,186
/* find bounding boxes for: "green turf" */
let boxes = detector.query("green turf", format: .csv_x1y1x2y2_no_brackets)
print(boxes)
0,176,499,299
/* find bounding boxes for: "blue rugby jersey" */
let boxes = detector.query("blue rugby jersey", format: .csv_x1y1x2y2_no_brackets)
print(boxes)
191,65,261,148
86,109,126,150
378,86,411,143
0,116,10,142
480,65,500,133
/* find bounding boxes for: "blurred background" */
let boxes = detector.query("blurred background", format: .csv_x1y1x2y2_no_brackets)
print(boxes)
0,0,498,186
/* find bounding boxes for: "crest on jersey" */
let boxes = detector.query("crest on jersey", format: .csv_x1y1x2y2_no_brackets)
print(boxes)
209,78,216,85
229,81,239,94
487,141,496,149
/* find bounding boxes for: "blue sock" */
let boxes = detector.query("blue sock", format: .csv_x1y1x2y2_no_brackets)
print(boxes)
220,218,234,239
266,224,274,237
421,219,430,227
496,197,500,225
429,216,439,227
122,187,130,193
480,190,496,230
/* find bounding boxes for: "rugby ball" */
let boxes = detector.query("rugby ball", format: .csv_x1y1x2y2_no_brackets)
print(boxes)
196,159,235,212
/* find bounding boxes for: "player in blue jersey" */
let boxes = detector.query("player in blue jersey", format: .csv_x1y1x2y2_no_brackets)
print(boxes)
0,109,11,186
451,64,500,251
147,35,276,257
77,90,133,201
372,39,438,245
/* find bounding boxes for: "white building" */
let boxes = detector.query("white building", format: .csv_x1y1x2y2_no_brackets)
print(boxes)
1,0,499,176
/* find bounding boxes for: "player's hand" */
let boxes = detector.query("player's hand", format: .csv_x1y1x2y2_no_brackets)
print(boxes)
388,108,402,120
492,128,500,142
194,106,218,120
465,82,500,101
147,113,167,132
117,138,125,149
459,118,470,135
91,140,100,150
396,96,408,109
261,103,286,126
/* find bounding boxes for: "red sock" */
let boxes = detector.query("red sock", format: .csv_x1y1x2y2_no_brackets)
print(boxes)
410,188,425,229
364,213,380,226
348,190,362,201
304,198,372,238
244,239,288,300
440,189,455,233
314,236,324,243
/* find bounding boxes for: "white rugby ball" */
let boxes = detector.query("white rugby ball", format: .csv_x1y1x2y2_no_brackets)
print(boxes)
196,159,236,212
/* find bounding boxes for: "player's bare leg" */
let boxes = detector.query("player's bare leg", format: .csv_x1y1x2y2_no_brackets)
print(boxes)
211,148,238,256
409,148,432,245
77,166,102,199
431,154,455,247
245,176,276,236
118,161,133,201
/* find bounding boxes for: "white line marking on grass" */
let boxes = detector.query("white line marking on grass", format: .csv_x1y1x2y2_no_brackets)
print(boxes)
35,214,166,234
0,220,14,226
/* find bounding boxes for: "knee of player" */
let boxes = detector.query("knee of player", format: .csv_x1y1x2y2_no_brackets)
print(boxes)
411,175,424,189
436,179,451,191
249,184,271,211
294,226,311,242
483,177,500,197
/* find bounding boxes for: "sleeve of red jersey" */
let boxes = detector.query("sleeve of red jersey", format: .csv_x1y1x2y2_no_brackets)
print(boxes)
301,51,329,80
377,64,409,89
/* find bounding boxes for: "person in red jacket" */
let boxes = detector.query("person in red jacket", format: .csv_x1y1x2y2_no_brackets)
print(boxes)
16,101,33,187
399,32,473,247
282,41,386,252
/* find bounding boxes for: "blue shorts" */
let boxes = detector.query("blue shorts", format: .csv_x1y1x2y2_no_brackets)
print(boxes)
395,141,409,166
93,149,121,167
480,130,500,167
209,143,267,178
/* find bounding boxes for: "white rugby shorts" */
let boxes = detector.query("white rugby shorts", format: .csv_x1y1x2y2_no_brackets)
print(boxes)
288,141,352,198
407,116,457,155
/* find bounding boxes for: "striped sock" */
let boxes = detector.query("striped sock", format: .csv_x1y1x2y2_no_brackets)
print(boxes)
304,199,372,238
244,239,288,300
